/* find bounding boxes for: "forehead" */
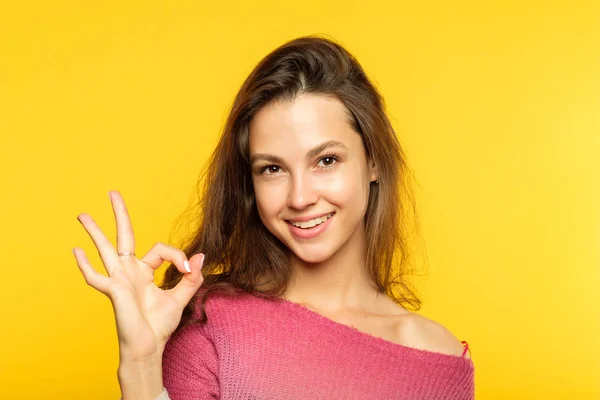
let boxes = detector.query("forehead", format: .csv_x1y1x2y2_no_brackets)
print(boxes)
248,93,360,154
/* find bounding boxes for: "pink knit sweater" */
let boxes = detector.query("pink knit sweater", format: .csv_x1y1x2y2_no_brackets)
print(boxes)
161,291,475,399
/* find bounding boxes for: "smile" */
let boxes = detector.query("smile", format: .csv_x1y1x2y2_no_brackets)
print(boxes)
285,212,335,239
288,212,334,229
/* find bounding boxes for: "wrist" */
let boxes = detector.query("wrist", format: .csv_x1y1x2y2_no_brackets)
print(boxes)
118,353,164,400
119,346,164,367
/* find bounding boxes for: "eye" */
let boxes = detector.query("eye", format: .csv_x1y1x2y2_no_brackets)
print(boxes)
317,155,339,168
260,165,281,174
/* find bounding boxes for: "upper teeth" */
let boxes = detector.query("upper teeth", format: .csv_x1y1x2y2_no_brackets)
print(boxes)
290,213,333,229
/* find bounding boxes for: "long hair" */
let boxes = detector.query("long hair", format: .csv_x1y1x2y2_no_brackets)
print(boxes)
159,35,424,331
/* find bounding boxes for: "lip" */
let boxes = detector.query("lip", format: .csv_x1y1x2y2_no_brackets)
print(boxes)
286,212,335,223
286,212,335,240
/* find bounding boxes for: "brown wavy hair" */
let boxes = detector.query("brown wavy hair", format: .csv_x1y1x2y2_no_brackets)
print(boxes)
159,34,425,331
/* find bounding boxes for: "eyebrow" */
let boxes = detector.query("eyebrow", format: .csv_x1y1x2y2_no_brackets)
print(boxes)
250,140,348,164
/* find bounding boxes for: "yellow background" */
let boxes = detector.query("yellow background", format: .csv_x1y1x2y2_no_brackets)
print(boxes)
1,1,598,398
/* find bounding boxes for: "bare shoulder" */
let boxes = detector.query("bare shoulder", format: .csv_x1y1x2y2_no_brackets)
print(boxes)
396,312,469,358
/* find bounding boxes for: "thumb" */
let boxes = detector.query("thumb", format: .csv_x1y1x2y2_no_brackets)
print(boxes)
171,253,205,308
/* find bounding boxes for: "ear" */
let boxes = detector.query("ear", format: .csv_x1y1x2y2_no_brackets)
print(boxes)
369,158,379,183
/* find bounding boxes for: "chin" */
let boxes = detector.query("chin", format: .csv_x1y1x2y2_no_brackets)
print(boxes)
288,244,336,264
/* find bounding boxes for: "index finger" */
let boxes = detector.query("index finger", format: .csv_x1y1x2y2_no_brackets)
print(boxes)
108,191,136,256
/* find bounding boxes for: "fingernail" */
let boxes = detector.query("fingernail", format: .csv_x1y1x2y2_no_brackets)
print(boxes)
108,191,112,201
184,260,191,273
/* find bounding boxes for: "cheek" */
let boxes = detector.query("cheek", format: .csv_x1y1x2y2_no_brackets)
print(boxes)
320,168,369,207
253,180,286,220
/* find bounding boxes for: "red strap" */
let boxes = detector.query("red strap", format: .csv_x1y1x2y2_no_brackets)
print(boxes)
461,340,471,357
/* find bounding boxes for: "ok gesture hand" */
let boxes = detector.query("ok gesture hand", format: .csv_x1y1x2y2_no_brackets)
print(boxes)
73,191,205,363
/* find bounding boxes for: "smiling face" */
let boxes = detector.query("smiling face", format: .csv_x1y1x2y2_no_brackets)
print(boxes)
248,92,378,264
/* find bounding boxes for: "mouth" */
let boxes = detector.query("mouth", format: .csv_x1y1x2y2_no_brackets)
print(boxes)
286,212,335,229
285,212,335,240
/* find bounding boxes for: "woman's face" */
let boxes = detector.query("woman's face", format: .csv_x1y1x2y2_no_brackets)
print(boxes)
249,92,378,264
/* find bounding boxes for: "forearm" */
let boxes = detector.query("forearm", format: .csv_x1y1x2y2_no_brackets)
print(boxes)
118,353,165,400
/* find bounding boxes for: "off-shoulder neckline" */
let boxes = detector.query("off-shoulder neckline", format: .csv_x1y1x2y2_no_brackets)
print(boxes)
266,295,473,368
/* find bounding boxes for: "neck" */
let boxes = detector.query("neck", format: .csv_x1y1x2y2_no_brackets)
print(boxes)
283,222,381,313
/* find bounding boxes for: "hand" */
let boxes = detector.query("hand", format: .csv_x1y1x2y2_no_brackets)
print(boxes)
73,190,205,362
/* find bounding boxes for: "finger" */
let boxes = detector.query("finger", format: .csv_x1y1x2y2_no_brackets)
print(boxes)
77,213,121,275
108,191,135,256
140,242,191,273
73,247,111,293
170,253,205,308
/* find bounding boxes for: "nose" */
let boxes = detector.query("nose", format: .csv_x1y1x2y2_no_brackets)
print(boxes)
287,172,318,210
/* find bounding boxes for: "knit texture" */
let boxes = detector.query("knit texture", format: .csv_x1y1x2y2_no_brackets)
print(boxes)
162,291,475,400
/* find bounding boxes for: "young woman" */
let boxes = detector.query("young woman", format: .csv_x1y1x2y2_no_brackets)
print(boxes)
74,35,474,400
